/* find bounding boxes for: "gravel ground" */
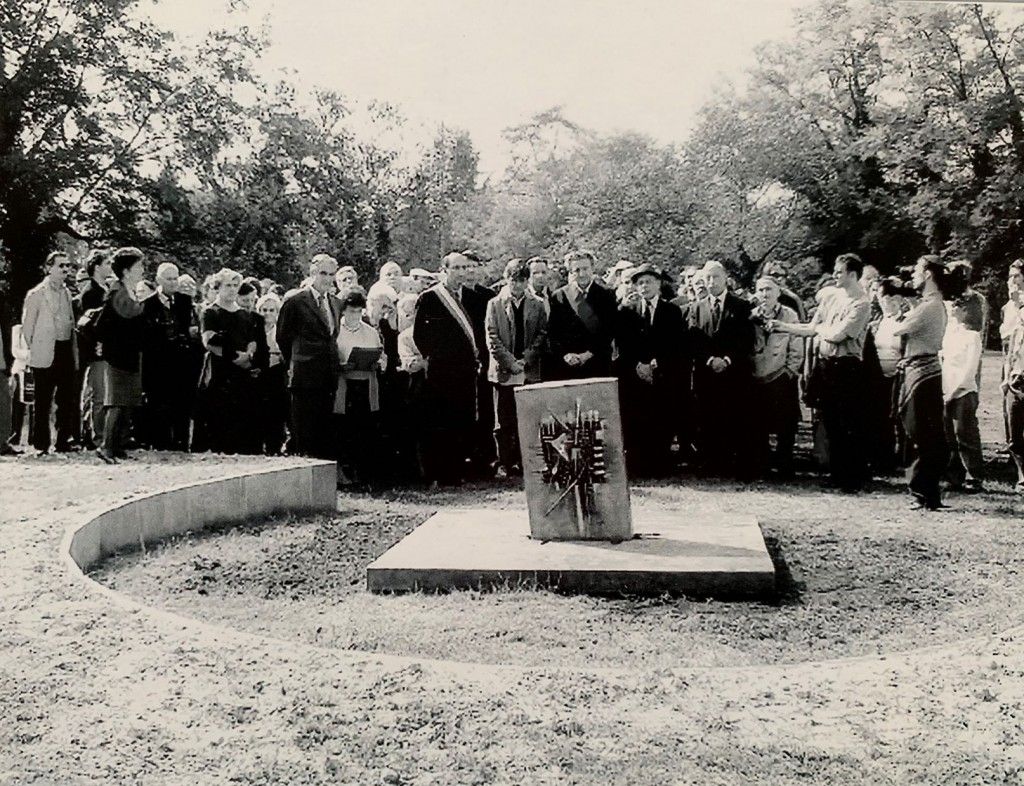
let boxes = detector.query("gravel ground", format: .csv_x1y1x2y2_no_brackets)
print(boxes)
94,475,1024,670
2,355,1024,784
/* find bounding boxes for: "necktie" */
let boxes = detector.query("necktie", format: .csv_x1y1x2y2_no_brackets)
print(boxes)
647,299,656,326
320,293,333,330
711,298,720,331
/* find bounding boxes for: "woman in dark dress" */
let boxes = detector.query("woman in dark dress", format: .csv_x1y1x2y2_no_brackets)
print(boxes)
96,247,146,464
197,268,261,454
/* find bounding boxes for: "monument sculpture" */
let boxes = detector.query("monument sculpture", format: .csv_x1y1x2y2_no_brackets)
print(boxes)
515,378,632,541
367,377,775,597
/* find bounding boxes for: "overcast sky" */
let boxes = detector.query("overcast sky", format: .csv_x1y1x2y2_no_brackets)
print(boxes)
147,0,820,171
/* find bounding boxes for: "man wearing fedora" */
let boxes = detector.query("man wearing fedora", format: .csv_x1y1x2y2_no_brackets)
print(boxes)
616,263,691,477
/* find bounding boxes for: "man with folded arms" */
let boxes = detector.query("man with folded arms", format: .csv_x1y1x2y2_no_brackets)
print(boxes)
546,250,618,380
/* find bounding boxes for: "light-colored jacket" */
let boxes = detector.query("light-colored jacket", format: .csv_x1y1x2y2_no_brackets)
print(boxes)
21,280,78,370
9,326,29,376
485,288,547,385
754,304,802,383
941,322,982,402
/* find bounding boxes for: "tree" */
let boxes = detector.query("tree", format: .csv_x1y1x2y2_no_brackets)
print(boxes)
0,0,260,301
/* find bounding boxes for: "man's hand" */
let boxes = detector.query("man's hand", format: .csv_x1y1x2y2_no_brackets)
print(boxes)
512,359,526,374
708,357,728,374
636,362,654,384
564,353,580,367
233,352,252,370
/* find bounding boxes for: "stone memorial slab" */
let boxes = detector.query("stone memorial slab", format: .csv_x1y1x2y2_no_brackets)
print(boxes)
514,377,631,541
367,503,775,598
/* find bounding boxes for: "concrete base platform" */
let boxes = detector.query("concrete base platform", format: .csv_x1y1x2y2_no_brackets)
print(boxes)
367,506,776,599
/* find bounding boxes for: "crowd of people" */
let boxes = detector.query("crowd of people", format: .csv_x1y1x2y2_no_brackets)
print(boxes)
2,244,1023,509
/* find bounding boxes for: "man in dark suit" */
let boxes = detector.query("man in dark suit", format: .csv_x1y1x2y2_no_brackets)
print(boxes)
140,262,198,451
414,251,481,485
546,250,619,380
276,253,341,460
485,258,548,477
616,264,691,477
691,260,756,478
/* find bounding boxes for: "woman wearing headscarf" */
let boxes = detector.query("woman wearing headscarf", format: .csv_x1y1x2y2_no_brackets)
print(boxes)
95,248,146,464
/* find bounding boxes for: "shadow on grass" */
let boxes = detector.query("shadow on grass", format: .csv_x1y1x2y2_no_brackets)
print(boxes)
761,533,805,607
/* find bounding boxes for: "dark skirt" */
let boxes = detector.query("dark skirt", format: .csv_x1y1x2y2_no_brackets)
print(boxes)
103,365,142,408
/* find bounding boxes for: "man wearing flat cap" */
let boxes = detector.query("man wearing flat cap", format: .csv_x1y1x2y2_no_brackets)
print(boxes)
615,264,692,477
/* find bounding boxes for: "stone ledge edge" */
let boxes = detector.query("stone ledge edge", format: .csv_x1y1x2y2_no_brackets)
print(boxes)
62,460,337,574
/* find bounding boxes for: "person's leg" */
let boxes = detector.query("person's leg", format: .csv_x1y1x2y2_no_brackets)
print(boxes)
470,375,497,477
52,343,79,449
0,371,12,449
904,379,948,507
492,385,518,472
288,389,317,457
954,392,985,484
843,362,869,489
101,405,124,459
9,374,23,446
31,366,56,452
750,391,772,478
943,399,965,486
169,390,192,452
1007,391,1024,486
80,362,94,447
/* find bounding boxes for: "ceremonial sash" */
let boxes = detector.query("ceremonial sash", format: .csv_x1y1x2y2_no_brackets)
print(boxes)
567,285,600,335
433,284,477,357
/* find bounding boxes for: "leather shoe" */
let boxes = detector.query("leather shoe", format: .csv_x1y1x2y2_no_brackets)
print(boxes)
0,444,22,456
910,499,948,511
95,449,118,465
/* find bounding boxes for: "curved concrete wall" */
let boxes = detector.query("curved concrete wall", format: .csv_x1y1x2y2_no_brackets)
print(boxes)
67,461,336,572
